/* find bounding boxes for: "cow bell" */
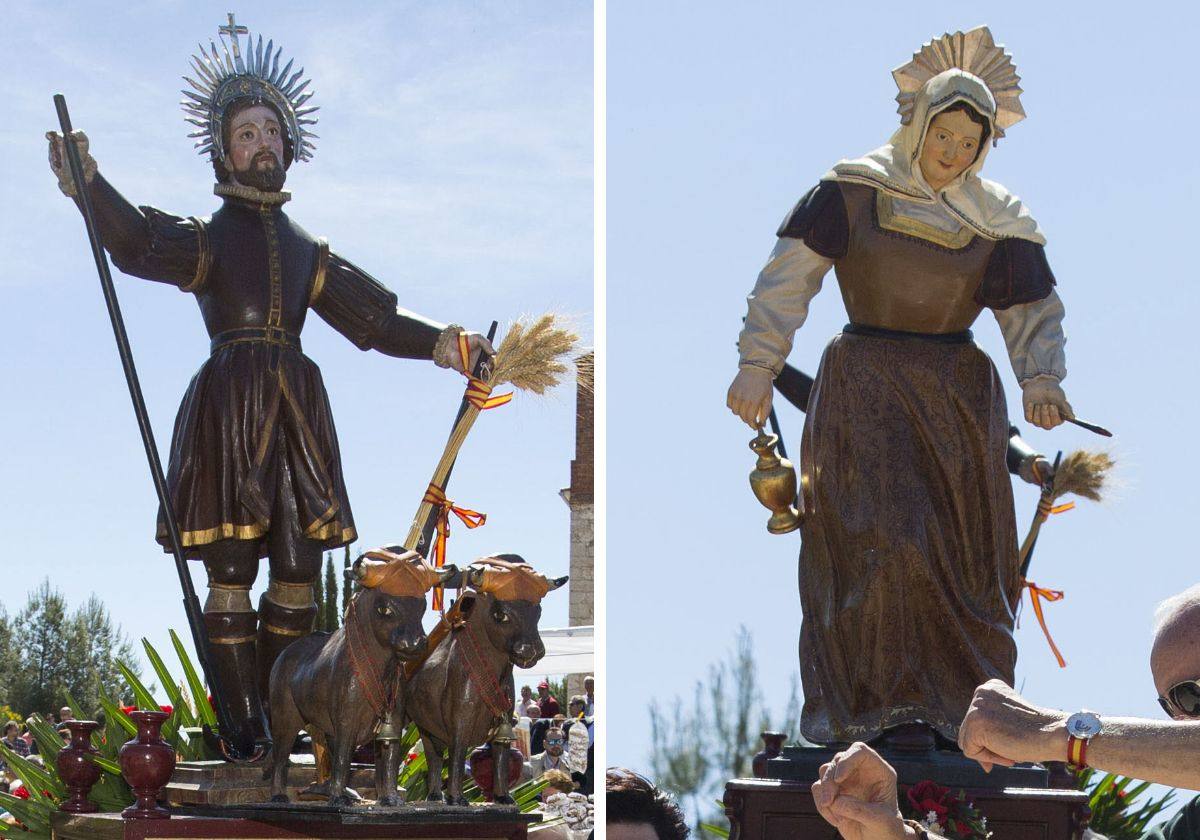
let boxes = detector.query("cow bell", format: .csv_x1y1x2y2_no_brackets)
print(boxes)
375,717,403,743
748,428,801,534
491,717,517,746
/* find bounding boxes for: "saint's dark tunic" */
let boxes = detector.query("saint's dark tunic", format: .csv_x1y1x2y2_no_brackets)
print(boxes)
84,175,441,558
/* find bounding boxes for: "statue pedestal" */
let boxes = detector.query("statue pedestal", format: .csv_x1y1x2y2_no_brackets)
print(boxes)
164,759,376,806
724,745,1089,839
51,804,540,840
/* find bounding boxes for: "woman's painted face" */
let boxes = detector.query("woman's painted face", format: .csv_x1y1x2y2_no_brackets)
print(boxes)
918,108,984,192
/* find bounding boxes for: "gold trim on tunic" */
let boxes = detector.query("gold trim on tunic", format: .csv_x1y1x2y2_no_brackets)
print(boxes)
263,623,306,637
875,191,975,250
308,238,330,306
181,217,211,293
209,634,257,645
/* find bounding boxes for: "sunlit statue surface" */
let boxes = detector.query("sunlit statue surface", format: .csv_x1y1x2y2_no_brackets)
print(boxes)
728,27,1073,749
48,15,492,758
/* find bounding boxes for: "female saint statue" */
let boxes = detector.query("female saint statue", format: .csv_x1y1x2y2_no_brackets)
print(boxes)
727,27,1072,749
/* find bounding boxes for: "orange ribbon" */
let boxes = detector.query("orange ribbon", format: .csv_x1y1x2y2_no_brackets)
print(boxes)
458,333,512,411
1035,496,1076,522
423,483,487,611
1023,579,1067,668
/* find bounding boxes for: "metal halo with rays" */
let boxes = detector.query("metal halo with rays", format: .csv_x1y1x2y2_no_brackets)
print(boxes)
892,25,1025,139
180,13,319,165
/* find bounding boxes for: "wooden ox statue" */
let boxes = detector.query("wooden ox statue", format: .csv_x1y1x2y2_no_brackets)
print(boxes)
265,548,455,806
403,555,567,805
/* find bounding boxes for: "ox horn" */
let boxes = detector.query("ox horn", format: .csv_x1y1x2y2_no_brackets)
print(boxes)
548,575,569,590
437,563,459,585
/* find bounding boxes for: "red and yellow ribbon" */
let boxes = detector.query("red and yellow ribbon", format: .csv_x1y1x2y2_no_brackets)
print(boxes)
458,333,512,411
1022,579,1067,668
1035,496,1076,522
423,482,487,611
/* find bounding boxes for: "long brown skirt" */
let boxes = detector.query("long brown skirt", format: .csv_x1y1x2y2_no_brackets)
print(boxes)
155,342,357,559
797,328,1019,745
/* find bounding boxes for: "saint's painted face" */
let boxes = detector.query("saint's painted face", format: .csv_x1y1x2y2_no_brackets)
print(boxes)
226,103,286,192
918,107,984,192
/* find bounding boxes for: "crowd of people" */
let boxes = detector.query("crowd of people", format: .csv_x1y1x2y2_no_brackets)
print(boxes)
516,675,596,799
608,585,1200,839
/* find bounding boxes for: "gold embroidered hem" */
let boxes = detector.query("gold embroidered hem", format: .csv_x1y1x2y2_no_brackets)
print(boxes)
875,191,975,249
213,182,292,204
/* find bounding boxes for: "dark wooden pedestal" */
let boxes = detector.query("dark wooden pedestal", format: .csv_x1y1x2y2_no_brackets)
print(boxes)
165,760,377,806
724,778,1089,840
50,803,540,840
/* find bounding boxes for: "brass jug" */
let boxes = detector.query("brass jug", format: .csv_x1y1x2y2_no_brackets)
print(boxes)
748,429,801,534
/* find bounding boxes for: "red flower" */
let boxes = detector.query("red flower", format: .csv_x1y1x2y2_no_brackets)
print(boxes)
159,705,173,715
120,705,136,716
907,780,951,820
952,819,973,837
11,785,28,800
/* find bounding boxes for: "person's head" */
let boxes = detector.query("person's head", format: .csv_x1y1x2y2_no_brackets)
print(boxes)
606,768,689,840
538,680,551,698
544,726,566,757
520,685,533,700
214,99,289,191
569,695,587,718
918,102,990,192
59,707,73,722
525,700,542,718
2,721,17,739
584,675,594,695
1151,585,1200,719
539,768,575,799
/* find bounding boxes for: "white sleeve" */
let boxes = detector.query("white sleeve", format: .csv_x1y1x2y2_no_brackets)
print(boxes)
737,237,834,376
992,289,1068,383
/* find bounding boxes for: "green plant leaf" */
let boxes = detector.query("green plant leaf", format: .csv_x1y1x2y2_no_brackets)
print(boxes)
170,629,217,728
700,823,731,839
97,691,136,738
0,791,52,836
0,739,65,802
143,637,196,727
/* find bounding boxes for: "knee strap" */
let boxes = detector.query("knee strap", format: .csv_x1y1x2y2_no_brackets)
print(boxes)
258,594,317,637
204,583,253,614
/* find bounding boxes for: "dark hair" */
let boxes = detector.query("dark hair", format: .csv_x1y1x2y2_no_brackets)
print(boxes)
606,768,689,840
2,721,17,735
934,101,992,151
211,97,294,183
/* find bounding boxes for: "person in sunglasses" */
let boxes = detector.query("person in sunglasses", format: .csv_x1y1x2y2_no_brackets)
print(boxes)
811,586,1200,838
526,726,574,780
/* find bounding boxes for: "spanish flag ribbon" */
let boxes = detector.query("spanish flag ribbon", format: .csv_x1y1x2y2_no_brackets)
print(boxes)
1023,579,1067,668
1035,496,1076,522
458,332,512,411
423,482,487,611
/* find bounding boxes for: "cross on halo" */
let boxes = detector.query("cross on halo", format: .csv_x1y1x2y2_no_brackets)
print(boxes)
218,12,249,59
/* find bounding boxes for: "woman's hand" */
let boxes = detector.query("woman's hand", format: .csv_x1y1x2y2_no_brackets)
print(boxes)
727,367,774,428
1022,376,1073,430
811,742,915,840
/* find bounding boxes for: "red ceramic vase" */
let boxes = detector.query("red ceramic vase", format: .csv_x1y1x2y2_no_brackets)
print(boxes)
118,710,174,820
57,720,102,813
469,744,525,800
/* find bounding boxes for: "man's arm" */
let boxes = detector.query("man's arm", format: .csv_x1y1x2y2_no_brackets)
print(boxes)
47,131,205,290
309,247,492,371
959,680,1200,791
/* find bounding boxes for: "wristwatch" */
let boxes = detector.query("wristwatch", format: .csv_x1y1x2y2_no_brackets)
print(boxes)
1065,710,1102,769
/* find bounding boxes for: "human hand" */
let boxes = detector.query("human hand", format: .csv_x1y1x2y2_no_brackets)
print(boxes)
1017,455,1055,488
46,129,97,197
1022,376,1073,430
458,330,496,374
811,742,913,840
958,679,1068,771
433,326,496,374
727,366,773,428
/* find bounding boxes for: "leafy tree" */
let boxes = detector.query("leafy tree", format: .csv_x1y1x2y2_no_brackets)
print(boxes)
647,626,800,837
314,555,327,630
6,581,139,718
342,545,352,618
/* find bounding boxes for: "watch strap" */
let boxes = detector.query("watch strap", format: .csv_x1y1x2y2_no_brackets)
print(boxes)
1067,733,1088,769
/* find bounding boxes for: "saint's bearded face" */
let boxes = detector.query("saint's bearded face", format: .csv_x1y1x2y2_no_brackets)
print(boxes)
226,103,287,192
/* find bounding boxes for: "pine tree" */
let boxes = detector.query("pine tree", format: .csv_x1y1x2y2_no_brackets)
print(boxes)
324,555,339,630
314,555,327,631
342,545,352,618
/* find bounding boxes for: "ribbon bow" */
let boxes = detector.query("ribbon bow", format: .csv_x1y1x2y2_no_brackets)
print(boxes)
1021,579,1067,668
459,332,512,411
423,483,487,610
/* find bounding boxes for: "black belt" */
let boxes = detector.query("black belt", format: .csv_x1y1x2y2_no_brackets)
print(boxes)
844,322,972,344
210,327,302,354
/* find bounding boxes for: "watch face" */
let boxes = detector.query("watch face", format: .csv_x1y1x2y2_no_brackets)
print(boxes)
1067,712,1102,738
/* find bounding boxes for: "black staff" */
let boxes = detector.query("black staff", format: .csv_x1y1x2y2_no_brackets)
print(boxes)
53,95,254,762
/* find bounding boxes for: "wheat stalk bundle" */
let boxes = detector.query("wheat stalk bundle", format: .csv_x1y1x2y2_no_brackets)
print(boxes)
1018,449,1115,573
403,314,582,550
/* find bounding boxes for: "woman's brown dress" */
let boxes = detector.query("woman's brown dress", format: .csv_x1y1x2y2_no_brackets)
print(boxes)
782,181,1056,744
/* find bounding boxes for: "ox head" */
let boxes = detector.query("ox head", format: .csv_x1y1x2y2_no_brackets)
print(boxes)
352,547,457,661
458,554,568,669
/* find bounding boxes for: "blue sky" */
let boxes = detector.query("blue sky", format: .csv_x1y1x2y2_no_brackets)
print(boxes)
608,0,1199,821
0,1,591,688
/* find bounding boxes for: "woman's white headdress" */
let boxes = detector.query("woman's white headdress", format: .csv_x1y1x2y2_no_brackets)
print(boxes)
180,13,319,164
893,26,1024,140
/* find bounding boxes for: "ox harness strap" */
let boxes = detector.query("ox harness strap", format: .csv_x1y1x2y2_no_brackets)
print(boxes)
459,619,512,720
346,598,398,717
